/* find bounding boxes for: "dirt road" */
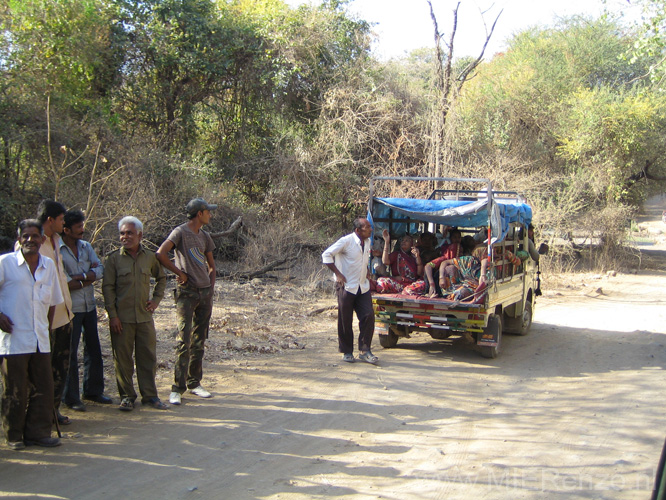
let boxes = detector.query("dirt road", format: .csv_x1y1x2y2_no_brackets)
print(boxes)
1,266,666,499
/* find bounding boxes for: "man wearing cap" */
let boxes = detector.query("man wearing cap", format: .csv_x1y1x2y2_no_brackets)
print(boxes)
156,198,217,405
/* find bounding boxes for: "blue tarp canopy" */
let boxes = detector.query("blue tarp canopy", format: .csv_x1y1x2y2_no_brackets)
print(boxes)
369,197,532,243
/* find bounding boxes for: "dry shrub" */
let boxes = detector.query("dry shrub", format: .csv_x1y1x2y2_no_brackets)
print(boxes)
217,217,328,281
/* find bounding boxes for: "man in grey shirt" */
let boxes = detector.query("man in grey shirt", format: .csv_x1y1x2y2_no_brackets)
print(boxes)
60,210,112,411
156,198,217,406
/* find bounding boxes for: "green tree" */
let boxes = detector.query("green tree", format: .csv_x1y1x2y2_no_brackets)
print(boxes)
450,15,665,256
627,0,666,86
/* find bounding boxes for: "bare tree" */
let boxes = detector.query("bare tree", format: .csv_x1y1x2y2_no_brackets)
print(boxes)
427,1,502,178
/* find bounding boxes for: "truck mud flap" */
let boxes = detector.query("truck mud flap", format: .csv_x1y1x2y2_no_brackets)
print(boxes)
477,314,501,347
477,332,499,347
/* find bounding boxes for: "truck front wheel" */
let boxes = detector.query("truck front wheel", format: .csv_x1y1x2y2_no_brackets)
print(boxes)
480,314,502,359
504,300,533,336
379,327,400,348
514,301,532,336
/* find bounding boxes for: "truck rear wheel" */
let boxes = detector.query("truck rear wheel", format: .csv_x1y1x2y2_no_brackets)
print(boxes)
379,327,400,348
480,314,502,359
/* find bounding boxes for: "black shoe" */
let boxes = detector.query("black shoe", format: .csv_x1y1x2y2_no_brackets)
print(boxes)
65,400,86,412
84,394,113,404
24,437,61,447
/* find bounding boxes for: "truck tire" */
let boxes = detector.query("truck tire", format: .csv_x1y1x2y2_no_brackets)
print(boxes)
379,327,400,348
504,301,533,336
514,301,532,336
480,314,502,359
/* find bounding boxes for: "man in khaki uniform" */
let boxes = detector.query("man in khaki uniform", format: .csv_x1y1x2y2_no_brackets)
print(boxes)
102,217,167,411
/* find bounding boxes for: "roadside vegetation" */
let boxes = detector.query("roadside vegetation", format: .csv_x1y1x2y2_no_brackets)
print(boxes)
2,0,666,275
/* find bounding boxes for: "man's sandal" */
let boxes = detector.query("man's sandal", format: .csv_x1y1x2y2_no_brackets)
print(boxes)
342,353,355,363
359,351,379,365
146,399,168,410
56,413,71,425
119,398,134,411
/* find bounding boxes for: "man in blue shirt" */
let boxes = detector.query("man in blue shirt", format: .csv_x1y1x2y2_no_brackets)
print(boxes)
60,210,111,411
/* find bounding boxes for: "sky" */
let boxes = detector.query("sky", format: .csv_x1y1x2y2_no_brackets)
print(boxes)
286,0,642,60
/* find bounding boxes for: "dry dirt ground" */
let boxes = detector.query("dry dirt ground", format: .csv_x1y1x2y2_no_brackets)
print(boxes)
2,226,666,499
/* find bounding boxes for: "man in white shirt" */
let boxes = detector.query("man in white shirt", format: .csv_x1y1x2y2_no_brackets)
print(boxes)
0,219,64,450
322,217,378,364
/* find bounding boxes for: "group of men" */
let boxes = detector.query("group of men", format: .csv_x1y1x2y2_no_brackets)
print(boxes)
0,198,218,450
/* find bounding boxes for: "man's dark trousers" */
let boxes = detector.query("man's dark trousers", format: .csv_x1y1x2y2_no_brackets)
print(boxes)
63,309,104,405
172,283,213,393
336,285,374,354
50,322,72,412
1,352,54,442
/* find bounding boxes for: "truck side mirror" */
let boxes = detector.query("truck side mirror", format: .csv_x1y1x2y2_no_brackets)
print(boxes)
538,243,549,255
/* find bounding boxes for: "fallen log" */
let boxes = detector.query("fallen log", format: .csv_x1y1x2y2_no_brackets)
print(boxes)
307,305,337,316
217,256,296,280
209,216,243,238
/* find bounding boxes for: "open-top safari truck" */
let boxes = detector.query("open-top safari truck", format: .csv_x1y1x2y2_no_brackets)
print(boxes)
369,176,541,358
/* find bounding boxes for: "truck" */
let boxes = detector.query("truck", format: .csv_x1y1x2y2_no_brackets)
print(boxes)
369,176,544,358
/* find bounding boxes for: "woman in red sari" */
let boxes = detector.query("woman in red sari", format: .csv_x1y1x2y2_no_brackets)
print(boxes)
374,229,423,293
439,228,463,260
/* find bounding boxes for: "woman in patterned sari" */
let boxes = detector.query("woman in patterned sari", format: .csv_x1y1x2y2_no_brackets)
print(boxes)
426,236,488,300
374,229,423,294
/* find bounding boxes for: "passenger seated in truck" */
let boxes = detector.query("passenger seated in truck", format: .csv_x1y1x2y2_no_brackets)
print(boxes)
526,224,541,262
374,230,424,294
439,228,462,260
426,235,472,296
436,225,460,249
425,236,489,300
370,235,389,278
415,231,439,265
473,240,521,279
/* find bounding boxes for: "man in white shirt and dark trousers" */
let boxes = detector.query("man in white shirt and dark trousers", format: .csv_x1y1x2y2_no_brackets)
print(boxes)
0,220,64,450
322,217,378,364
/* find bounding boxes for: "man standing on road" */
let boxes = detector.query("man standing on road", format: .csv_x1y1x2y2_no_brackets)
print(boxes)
0,220,64,449
156,198,217,406
102,217,167,411
322,217,378,364
36,200,75,426
60,210,112,411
